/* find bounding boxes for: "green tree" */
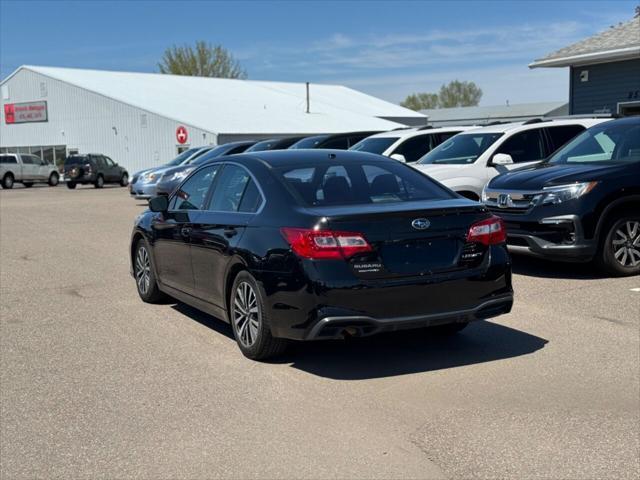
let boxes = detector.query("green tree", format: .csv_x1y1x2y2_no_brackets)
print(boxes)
400,80,483,110
158,41,247,79
400,92,439,111
438,80,482,108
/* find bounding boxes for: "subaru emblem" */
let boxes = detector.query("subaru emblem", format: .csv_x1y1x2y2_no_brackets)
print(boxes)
412,218,430,230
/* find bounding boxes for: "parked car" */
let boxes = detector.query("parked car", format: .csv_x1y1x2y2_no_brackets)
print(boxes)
483,116,640,276
64,154,128,189
0,153,59,189
131,150,514,360
129,146,215,199
288,131,382,150
349,126,476,163
245,136,306,152
413,118,610,200
155,141,257,196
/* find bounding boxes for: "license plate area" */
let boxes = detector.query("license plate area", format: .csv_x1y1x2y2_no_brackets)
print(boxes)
380,237,460,274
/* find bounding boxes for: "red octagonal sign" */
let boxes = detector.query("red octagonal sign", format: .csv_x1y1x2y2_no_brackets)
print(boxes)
176,126,188,144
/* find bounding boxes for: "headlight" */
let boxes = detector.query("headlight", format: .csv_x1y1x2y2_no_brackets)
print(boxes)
170,168,194,182
141,172,159,184
538,182,598,205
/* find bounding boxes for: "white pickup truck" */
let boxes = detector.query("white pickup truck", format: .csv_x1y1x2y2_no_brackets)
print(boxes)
0,153,60,189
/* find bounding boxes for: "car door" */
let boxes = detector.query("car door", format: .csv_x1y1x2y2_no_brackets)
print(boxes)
151,164,219,295
190,163,263,306
20,155,39,180
490,128,546,175
101,156,118,182
36,156,50,180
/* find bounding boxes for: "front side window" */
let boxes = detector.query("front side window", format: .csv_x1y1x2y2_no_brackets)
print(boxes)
21,155,35,165
495,129,545,163
350,137,398,155
171,165,219,210
392,135,435,163
418,133,503,164
549,122,640,165
279,160,453,207
104,157,115,167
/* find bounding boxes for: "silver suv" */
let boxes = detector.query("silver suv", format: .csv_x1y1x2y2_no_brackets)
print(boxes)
0,153,59,189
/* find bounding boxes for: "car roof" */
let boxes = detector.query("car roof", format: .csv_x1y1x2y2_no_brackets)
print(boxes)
457,117,611,135
366,125,477,140
230,148,390,169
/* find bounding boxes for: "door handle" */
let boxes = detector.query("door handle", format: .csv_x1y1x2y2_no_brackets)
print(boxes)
223,227,238,238
180,226,192,237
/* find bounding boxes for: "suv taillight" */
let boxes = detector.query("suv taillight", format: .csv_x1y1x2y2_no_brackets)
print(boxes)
281,228,372,260
467,216,506,246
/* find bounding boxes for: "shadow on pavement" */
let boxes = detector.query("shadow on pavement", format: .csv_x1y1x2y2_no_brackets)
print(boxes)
172,302,547,380
511,253,604,280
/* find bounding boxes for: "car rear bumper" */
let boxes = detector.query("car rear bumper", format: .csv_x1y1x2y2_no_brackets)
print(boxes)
262,245,513,340
304,294,513,340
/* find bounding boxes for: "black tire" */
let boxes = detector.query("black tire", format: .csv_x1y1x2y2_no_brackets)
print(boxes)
66,182,77,189
2,174,14,189
134,239,166,303
48,172,59,186
23,182,34,188
229,271,288,360
595,215,640,277
428,322,469,336
94,175,104,189
120,173,129,187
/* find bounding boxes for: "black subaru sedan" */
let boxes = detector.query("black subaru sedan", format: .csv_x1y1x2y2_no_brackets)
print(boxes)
131,150,513,360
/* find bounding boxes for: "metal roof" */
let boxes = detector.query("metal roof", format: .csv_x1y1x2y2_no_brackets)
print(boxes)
530,17,640,68
419,102,568,123
3,66,424,134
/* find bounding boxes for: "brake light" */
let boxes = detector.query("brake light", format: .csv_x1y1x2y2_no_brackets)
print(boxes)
467,216,506,246
281,228,372,260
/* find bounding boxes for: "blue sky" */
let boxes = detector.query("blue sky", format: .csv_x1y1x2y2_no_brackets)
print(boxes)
0,0,636,106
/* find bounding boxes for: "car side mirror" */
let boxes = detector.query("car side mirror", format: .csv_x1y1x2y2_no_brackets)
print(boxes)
492,153,514,165
390,153,407,163
148,195,168,212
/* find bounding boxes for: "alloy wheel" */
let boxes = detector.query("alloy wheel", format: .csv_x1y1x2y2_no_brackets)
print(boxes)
612,220,640,267
232,282,260,348
135,246,151,295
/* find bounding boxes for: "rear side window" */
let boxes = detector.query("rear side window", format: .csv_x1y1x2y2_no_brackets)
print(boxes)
171,165,219,210
21,155,36,165
279,160,453,207
495,129,545,163
392,134,435,163
238,179,262,213
546,125,585,151
0,155,17,164
208,164,257,212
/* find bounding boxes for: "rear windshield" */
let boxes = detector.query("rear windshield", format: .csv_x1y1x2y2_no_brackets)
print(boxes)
289,135,330,149
277,160,453,207
64,156,90,165
417,132,503,164
349,137,399,154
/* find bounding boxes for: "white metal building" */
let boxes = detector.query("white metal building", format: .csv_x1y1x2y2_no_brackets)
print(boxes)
0,66,425,173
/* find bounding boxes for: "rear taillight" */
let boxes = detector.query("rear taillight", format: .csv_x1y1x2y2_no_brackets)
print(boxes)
467,216,506,246
281,228,372,260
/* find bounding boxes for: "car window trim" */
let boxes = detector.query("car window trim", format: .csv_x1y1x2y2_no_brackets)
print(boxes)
202,161,266,215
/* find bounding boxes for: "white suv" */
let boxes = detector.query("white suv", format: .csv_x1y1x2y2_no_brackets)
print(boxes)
349,126,476,163
412,118,611,199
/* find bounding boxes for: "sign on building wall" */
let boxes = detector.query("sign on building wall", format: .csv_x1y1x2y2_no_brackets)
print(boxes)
3,101,48,124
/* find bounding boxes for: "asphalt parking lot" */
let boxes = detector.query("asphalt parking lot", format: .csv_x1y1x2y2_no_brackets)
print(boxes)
1,184,638,479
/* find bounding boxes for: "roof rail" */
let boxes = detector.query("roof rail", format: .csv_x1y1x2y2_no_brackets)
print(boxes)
417,125,434,130
522,118,551,125
547,113,619,120
391,126,414,131
484,121,509,126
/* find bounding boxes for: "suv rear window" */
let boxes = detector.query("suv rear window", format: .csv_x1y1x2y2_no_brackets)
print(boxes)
0,155,18,164
278,160,453,206
65,156,90,165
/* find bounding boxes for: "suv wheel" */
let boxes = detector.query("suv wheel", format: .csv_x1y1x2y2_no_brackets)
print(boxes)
2,174,14,189
48,172,59,186
134,240,165,303
597,216,640,276
230,272,288,360
94,175,104,189
120,173,129,187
